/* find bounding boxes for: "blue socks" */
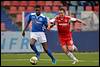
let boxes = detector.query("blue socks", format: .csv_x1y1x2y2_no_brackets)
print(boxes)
45,49,55,60
30,44,40,59
45,49,56,64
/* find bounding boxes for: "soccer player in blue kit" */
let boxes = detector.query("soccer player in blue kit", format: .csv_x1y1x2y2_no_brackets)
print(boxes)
22,5,56,64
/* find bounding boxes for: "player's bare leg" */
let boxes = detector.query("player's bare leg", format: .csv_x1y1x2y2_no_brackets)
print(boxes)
42,42,56,64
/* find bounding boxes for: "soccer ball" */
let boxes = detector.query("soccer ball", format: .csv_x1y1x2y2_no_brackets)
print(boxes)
30,56,38,65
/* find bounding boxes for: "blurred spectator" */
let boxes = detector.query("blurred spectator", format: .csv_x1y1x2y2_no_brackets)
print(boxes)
61,1,71,6
78,1,87,6
95,1,99,6
78,1,99,6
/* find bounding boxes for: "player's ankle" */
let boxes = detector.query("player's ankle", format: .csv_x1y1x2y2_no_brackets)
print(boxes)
52,59,56,64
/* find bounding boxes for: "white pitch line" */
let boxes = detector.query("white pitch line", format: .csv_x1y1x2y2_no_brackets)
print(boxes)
53,52,99,55
1,59,99,62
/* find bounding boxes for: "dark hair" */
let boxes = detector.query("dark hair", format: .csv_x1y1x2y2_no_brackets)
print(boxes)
35,5,41,9
59,7,66,13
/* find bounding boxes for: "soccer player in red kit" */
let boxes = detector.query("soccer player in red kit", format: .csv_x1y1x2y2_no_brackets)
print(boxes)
47,8,86,64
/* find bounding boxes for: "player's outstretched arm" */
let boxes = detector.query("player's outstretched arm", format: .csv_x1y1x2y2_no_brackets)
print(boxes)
69,17,86,26
47,18,56,30
47,22,55,30
69,17,87,32
76,19,87,26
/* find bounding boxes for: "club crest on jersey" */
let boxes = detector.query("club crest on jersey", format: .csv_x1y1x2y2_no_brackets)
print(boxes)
38,17,43,21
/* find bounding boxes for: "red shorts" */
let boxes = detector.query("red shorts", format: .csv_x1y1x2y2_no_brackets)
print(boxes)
58,34,74,47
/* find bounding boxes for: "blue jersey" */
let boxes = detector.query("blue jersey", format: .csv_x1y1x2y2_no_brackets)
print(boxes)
25,12,48,32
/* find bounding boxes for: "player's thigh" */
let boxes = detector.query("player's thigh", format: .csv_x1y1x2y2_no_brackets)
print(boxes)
30,32,37,45
59,37,66,47
38,32,47,44
67,40,74,51
30,38,37,45
61,45,68,53
41,42,48,50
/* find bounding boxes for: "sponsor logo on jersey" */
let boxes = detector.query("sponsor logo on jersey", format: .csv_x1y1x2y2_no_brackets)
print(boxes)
58,23,68,26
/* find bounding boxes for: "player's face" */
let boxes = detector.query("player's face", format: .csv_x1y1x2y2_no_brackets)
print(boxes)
58,10,65,17
35,8,41,16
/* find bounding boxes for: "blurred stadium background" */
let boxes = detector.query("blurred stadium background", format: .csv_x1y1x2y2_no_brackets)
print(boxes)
1,1,99,66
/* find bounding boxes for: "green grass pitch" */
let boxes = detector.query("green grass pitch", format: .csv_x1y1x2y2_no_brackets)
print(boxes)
1,52,99,66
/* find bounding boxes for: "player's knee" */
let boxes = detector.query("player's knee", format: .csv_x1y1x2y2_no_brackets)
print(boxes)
30,38,36,45
30,41,34,45
43,46,48,52
42,42,48,50
68,46,74,52
61,45,68,53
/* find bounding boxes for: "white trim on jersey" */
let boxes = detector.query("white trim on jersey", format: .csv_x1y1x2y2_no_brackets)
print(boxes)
70,18,77,21
31,13,47,18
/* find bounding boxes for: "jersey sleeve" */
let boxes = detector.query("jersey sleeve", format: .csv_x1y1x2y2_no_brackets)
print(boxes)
69,17,77,23
49,18,56,23
70,17,77,21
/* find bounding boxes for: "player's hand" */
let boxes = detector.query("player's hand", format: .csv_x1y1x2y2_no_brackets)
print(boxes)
22,31,25,37
47,26,51,31
47,22,55,31
47,23,51,31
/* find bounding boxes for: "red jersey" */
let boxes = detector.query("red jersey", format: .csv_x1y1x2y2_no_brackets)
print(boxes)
55,16,72,37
